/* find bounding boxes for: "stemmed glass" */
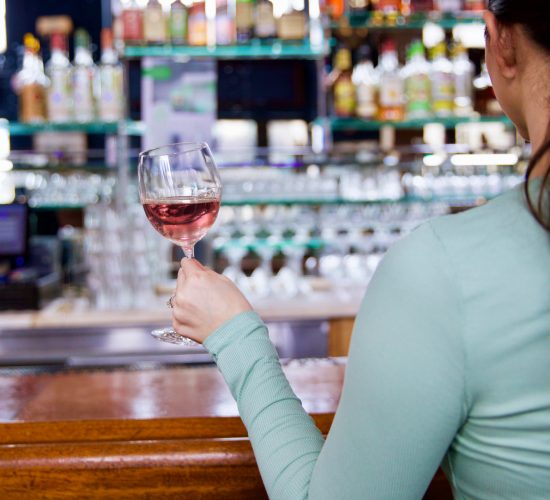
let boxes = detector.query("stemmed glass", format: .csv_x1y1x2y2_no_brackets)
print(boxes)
138,142,222,345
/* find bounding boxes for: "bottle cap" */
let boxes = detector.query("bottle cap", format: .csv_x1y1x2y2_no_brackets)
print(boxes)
101,28,113,50
407,40,424,59
50,33,67,52
24,33,40,53
75,28,90,49
381,38,396,54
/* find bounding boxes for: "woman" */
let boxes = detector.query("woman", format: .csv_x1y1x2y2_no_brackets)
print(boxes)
171,1,550,497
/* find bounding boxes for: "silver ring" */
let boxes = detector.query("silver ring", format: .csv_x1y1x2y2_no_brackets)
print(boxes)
167,295,175,308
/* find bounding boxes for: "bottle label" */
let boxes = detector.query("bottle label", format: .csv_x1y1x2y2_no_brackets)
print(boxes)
431,71,454,115
73,67,95,122
99,66,124,122
122,10,143,42
144,9,167,43
48,69,73,122
405,74,431,115
334,79,356,117
188,15,207,45
379,76,403,107
255,4,276,38
170,9,188,42
20,84,47,123
356,83,377,119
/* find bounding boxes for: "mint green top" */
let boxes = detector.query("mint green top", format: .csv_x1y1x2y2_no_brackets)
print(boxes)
204,184,550,499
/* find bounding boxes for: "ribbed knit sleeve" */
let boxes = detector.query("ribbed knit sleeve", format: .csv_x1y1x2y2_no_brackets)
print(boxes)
204,222,467,499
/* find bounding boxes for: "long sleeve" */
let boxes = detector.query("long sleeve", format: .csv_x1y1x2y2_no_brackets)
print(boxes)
203,222,467,499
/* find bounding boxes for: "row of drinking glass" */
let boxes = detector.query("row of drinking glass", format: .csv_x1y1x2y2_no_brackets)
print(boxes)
211,202,451,298
8,168,523,207
84,202,171,310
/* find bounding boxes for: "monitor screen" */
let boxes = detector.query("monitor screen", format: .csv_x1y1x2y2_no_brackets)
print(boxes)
0,203,28,256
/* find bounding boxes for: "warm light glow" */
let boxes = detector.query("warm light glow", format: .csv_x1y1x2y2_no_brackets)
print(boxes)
0,0,6,54
423,22,445,49
423,154,446,167
0,172,15,204
453,24,485,49
0,159,12,171
450,153,519,166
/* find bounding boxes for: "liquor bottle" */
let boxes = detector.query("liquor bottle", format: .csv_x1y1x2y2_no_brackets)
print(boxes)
46,33,73,123
144,0,168,45
188,2,208,46
403,40,431,119
277,9,308,40
464,0,485,11
73,29,97,123
13,34,48,123
170,0,188,45
236,0,255,43
255,0,276,40
216,0,236,45
451,42,474,116
352,44,378,120
122,0,144,44
331,47,356,117
429,42,454,117
434,0,462,12
98,28,124,122
377,39,405,121
474,62,502,116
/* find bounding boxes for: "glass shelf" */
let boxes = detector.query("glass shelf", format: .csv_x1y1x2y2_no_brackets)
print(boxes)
327,115,513,132
2,121,144,136
334,11,484,30
123,41,327,59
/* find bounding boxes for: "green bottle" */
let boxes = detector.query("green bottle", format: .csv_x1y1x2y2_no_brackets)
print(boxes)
403,40,432,119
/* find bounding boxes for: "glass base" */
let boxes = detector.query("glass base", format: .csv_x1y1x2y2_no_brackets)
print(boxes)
151,327,198,346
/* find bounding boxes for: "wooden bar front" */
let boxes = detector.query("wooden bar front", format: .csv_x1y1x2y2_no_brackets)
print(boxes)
0,359,451,498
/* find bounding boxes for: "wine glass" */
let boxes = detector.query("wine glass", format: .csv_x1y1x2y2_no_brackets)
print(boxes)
138,142,222,345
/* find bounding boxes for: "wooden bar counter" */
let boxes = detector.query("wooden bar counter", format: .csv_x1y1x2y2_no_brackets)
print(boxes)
0,358,451,499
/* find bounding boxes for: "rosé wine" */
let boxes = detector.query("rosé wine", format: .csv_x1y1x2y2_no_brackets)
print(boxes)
143,196,220,247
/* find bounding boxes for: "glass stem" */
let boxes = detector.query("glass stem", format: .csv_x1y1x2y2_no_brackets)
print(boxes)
182,246,194,259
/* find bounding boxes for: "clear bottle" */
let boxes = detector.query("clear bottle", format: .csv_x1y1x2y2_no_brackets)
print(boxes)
403,40,431,119
188,2,208,46
352,44,378,120
98,28,124,122
430,41,454,117
331,47,356,117
452,42,474,117
170,0,188,45
13,34,49,123
255,0,276,40
377,39,405,121
236,0,255,43
46,33,73,123
73,28,97,123
122,0,144,44
215,0,236,45
144,0,168,45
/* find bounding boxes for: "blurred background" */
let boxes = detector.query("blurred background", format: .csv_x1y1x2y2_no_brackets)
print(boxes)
0,0,525,370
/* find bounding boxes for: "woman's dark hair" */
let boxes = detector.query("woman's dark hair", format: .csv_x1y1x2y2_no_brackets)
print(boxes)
488,0,550,231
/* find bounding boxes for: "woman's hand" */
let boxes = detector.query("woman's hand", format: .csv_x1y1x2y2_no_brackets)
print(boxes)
171,258,253,344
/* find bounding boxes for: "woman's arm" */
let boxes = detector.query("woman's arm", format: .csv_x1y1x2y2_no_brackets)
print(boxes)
174,222,467,499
